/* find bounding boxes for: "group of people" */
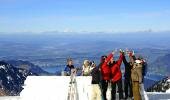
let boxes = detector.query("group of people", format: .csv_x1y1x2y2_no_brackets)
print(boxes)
63,49,147,100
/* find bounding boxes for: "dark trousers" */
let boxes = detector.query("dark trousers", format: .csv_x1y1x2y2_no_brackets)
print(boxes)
124,78,133,99
101,80,109,100
111,79,124,100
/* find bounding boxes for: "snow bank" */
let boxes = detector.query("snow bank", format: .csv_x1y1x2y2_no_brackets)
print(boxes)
147,92,170,100
2,76,170,100
167,89,170,93
20,76,92,100
0,96,20,100
166,79,170,93
167,79,170,83
20,76,70,100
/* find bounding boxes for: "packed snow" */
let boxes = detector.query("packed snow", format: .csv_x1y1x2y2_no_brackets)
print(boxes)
166,79,170,93
0,76,92,100
0,76,170,100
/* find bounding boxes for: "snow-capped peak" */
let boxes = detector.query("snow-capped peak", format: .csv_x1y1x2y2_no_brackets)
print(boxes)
0,65,5,69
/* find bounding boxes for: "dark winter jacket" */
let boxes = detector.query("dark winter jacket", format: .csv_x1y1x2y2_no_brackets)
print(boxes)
123,55,132,79
100,53,113,80
64,65,74,76
91,66,100,84
110,54,123,82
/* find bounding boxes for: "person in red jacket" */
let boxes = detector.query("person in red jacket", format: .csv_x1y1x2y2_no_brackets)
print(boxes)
100,51,114,100
109,50,124,100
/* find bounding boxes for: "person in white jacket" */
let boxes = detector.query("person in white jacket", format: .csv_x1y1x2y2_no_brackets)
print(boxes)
82,60,91,76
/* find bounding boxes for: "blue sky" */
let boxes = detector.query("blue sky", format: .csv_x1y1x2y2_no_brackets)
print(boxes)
0,0,170,33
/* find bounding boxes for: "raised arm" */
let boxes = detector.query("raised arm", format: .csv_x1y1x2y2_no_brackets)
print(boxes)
101,52,114,68
129,51,136,65
117,52,123,67
105,52,114,64
123,53,128,66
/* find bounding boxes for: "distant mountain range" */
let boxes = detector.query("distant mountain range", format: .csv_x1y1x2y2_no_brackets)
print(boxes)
150,54,170,76
0,32,170,75
6,60,51,75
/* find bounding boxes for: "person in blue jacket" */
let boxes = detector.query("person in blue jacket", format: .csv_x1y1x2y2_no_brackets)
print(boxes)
64,58,75,76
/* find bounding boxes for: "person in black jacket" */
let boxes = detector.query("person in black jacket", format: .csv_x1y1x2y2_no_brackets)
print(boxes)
90,61,102,100
122,52,133,99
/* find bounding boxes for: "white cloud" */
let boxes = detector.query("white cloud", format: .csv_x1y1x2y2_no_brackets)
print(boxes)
63,28,74,33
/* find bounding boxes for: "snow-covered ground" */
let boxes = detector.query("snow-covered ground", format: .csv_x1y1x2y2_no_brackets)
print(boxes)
147,79,170,100
0,96,20,100
147,92,170,100
166,79,170,93
20,76,92,100
20,76,71,100
167,89,170,93
0,76,92,100
0,76,170,100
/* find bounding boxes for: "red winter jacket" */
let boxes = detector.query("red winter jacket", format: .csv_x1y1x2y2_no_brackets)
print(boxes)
101,53,113,80
110,54,123,82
